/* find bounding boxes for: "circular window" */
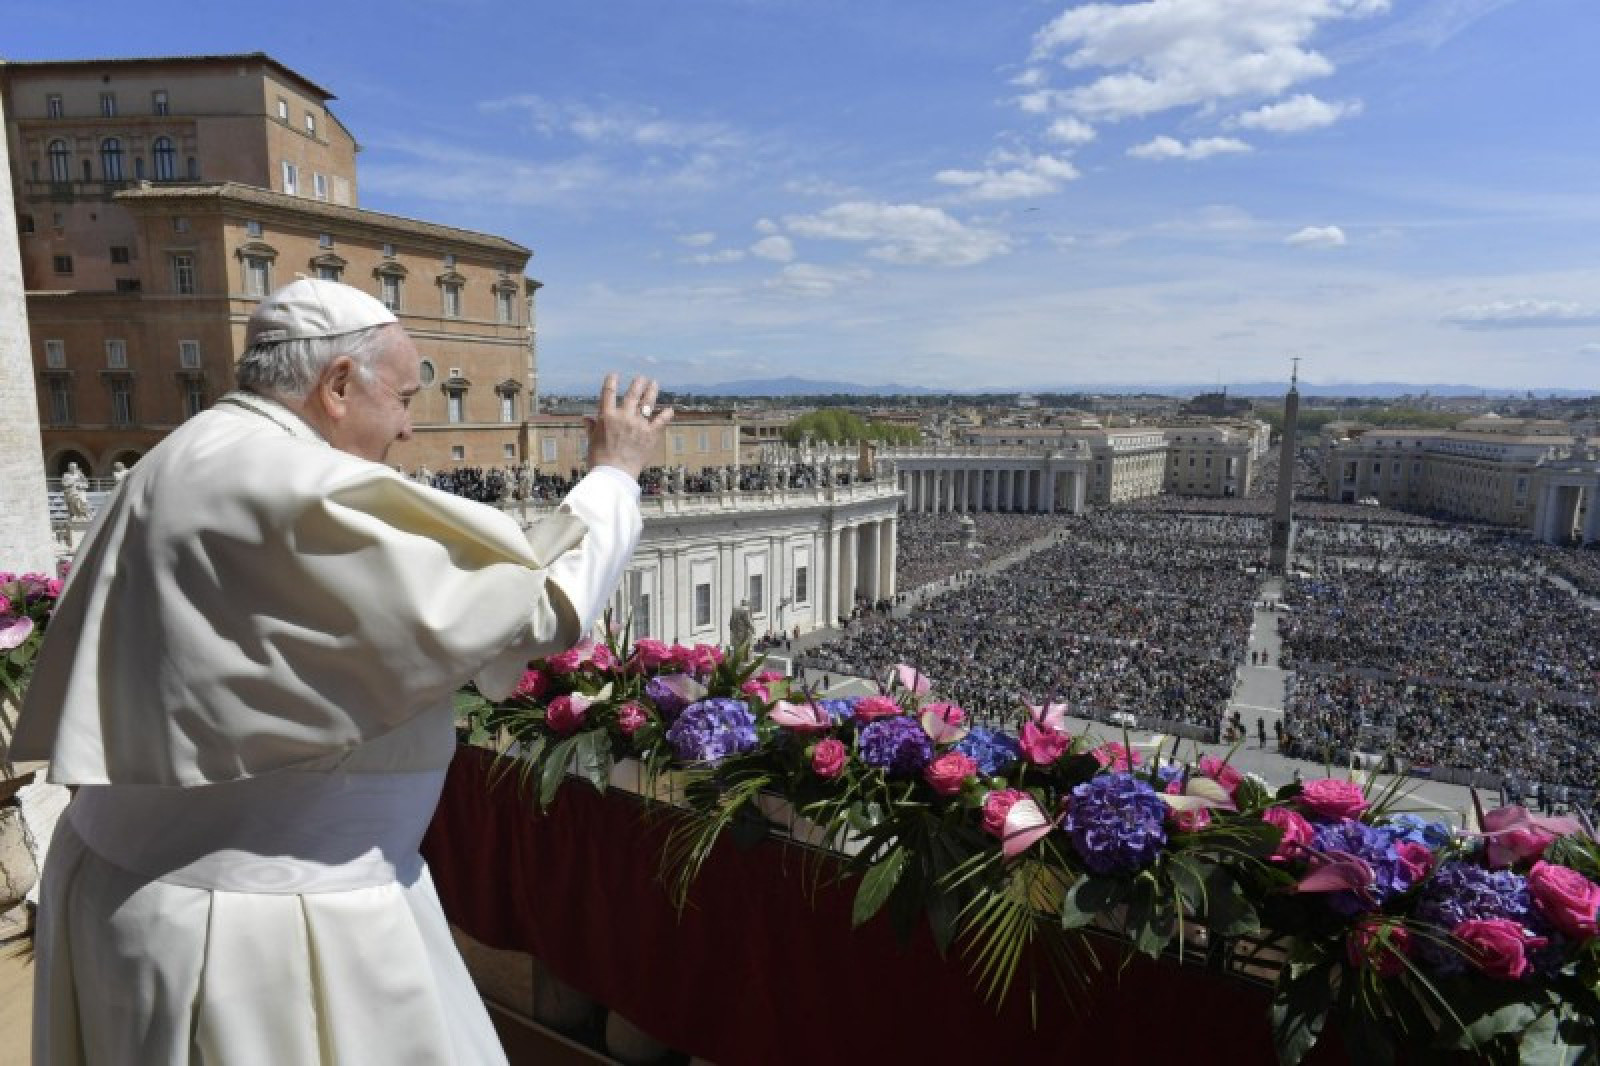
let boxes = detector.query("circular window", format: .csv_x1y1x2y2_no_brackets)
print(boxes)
419,359,436,386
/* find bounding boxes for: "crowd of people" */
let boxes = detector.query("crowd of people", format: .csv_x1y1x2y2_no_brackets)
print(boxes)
892,512,1061,591
411,459,878,505
804,511,1260,730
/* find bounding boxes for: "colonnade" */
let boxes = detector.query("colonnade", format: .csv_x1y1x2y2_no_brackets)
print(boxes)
828,516,896,621
896,464,1086,515
1533,478,1600,545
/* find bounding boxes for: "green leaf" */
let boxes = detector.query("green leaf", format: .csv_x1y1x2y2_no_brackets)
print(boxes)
926,887,959,958
1166,854,1209,913
1457,1000,1539,1050
452,687,492,720
1200,864,1259,938
572,730,611,794
1060,875,1124,930
1518,1008,1580,1066
537,735,580,809
1270,960,1334,1066
852,846,907,928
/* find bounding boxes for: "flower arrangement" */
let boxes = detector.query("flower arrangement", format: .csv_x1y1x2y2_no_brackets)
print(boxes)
458,635,1600,1064
1,569,63,776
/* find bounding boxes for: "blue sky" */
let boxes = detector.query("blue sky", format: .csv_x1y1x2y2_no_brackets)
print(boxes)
16,0,1600,392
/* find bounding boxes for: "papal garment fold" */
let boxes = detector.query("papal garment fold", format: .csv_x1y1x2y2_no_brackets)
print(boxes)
15,392,642,1065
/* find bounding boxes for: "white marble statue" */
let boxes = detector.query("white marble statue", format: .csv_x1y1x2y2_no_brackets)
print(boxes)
61,462,90,522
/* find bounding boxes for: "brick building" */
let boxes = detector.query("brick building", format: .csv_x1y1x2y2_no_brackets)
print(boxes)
4,53,539,475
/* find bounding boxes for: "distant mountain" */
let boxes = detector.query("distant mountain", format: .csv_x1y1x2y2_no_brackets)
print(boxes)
665,376,939,397
658,376,1593,399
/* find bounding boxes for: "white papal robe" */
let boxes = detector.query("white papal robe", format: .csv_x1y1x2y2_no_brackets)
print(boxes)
13,391,642,1065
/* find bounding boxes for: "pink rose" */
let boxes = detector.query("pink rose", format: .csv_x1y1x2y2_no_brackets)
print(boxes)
512,668,549,701
740,680,771,703
1197,755,1243,797
924,752,978,796
1262,806,1315,862
1019,721,1070,766
1171,806,1212,833
546,645,586,674
756,670,786,683
0,595,11,616
1394,840,1434,885
1346,918,1411,978
810,737,847,779
672,643,722,676
1454,918,1545,980
853,695,903,723
1480,806,1583,869
616,702,649,736
1297,779,1368,821
589,643,617,671
545,693,592,734
1091,742,1141,773
1529,861,1600,941
630,638,674,671
982,788,1026,838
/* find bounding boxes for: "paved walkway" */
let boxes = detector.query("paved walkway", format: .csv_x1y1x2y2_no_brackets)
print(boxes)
1,935,32,1064
1228,575,1290,739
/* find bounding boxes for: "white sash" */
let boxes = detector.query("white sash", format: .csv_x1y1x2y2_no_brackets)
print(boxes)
68,770,447,894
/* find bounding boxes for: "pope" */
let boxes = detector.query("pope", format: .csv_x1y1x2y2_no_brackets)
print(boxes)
12,279,672,1065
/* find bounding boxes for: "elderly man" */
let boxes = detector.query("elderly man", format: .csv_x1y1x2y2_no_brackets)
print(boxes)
13,279,671,1065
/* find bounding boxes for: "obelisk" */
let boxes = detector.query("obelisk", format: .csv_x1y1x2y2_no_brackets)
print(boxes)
1267,360,1300,574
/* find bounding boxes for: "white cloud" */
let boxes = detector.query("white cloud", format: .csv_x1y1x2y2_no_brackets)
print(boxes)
1234,93,1361,132
1044,116,1098,145
754,218,780,235
678,232,716,247
685,248,746,265
934,152,1080,200
481,94,739,151
783,202,1011,266
1027,0,1390,121
1128,135,1251,161
764,263,871,298
1285,224,1347,247
1444,299,1600,330
750,235,796,262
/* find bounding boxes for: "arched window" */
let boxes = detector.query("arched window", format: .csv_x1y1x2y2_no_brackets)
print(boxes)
152,137,176,181
100,138,124,181
48,139,70,183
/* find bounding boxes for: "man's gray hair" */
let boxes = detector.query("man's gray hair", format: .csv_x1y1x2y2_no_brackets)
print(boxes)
235,324,394,399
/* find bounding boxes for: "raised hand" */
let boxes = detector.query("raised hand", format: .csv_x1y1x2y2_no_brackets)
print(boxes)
586,373,674,479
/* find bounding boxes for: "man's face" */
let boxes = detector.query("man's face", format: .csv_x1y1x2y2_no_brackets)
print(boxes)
324,326,421,462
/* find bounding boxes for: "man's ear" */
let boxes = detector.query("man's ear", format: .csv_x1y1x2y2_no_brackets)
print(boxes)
319,355,358,418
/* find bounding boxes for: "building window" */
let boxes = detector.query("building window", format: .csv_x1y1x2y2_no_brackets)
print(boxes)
47,377,73,425
187,156,199,179
317,263,342,282
152,90,169,115
115,279,142,293
19,214,32,236
305,112,317,137
110,245,130,264
46,94,63,118
246,219,263,238
183,378,206,418
152,137,176,180
672,432,685,454
451,445,465,461
109,378,134,426
179,340,201,369
442,282,462,318
313,172,328,201
380,274,401,311
100,138,125,181
419,359,436,386
446,391,464,423
723,429,734,450
503,443,516,460
496,289,515,323
105,339,128,369
44,339,66,369
52,254,73,275
578,437,590,460
542,437,557,462
173,216,189,233
318,233,333,249
172,254,195,295
443,254,456,268
698,430,709,452
244,257,270,297
795,565,808,604
99,92,117,117
500,391,516,423
281,161,298,195
48,140,70,183
382,243,396,258
748,573,764,613
694,583,712,628
277,97,288,122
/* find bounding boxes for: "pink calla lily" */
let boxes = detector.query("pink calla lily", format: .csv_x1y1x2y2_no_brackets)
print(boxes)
1472,806,1585,868
0,614,33,651
1296,850,1377,903
768,700,832,733
1025,701,1069,732
1001,796,1054,860
1158,776,1236,813
920,703,969,745
891,663,932,696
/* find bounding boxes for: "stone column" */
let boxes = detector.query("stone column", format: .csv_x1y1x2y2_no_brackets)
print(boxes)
1042,468,1056,513
827,525,842,624
1585,484,1600,545
0,89,54,577
841,525,858,617
880,519,896,599
943,468,955,512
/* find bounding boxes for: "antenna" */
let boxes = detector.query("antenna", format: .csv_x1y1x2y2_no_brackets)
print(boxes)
1290,357,1300,388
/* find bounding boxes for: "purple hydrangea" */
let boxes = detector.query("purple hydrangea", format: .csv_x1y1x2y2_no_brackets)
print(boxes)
1385,813,1454,850
818,698,858,725
644,673,698,718
1415,861,1533,975
954,728,1021,777
858,716,935,777
1310,820,1416,917
664,698,758,764
1063,773,1168,876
